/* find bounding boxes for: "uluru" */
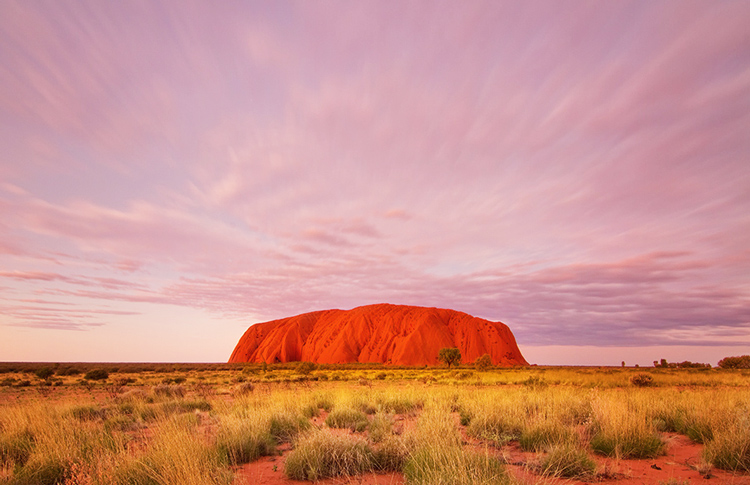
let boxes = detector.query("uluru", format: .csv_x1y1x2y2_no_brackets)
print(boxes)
229,303,528,366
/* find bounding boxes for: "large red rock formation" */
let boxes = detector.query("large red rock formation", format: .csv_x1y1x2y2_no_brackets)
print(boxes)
229,303,528,366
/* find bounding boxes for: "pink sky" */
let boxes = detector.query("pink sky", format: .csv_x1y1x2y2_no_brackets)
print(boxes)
1,1,749,365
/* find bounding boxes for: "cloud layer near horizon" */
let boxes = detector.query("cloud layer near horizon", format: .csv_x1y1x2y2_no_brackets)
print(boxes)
1,1,749,362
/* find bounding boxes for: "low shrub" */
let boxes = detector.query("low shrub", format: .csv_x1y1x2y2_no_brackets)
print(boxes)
153,384,185,398
475,354,493,371
234,382,254,396
34,367,55,380
295,361,316,375
630,373,654,387
84,369,109,381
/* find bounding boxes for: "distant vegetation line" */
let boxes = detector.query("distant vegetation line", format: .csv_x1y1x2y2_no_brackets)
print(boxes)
0,355,748,376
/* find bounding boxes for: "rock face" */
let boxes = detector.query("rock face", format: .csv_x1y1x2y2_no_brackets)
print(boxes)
229,303,528,366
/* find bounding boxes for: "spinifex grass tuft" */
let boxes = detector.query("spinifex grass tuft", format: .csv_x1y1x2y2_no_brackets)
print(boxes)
269,409,310,443
703,422,750,472
466,408,523,444
589,396,665,459
215,414,276,465
404,406,512,485
325,407,369,432
519,420,575,452
540,443,596,478
368,412,394,443
284,430,373,481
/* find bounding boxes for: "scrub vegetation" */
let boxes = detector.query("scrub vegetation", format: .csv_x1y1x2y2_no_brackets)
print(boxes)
1,363,749,484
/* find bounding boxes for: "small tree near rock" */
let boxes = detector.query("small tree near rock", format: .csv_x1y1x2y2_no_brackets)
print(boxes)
475,354,492,371
438,348,461,368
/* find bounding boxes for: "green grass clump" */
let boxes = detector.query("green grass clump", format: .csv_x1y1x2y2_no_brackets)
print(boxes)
466,410,523,444
540,443,596,478
368,412,393,443
112,417,232,485
589,396,665,459
269,410,310,442
376,395,422,414
590,428,664,459
216,415,276,465
703,425,750,472
284,430,373,481
325,408,369,432
312,392,335,412
519,420,575,451
371,435,409,472
404,448,509,485
404,405,511,485
10,457,71,485
0,429,34,467
68,404,106,422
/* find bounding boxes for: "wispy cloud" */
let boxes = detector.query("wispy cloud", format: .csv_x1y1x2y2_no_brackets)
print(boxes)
1,1,748,362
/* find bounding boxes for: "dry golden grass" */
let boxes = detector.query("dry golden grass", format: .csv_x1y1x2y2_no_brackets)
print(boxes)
1,365,749,484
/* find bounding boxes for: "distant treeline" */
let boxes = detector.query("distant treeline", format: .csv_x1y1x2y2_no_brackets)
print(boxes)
718,355,750,369
653,358,711,369
0,361,453,375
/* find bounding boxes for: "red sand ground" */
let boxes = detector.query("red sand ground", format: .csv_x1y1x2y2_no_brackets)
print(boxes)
229,303,527,367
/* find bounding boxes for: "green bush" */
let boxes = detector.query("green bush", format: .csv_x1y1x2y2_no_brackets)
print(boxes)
84,369,109,381
475,354,493,371
34,367,55,380
630,373,654,387
295,361,316,375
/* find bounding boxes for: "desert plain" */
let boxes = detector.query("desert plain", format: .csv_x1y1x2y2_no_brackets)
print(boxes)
1,362,749,485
